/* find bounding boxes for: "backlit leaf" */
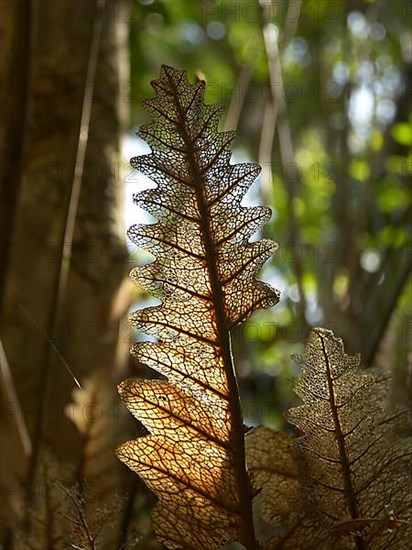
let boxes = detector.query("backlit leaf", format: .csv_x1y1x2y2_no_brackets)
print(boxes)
117,65,279,550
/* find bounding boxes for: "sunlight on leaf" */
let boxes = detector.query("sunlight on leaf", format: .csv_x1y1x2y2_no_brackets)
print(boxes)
117,65,279,550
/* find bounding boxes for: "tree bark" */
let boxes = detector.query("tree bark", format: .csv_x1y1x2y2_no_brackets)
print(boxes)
1,0,128,486
0,0,34,313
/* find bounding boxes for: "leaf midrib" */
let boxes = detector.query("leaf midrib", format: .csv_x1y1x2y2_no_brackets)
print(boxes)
321,333,366,550
166,69,258,550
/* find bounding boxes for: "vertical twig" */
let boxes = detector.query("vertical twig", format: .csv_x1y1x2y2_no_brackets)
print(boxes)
0,341,32,459
259,0,308,331
224,63,255,132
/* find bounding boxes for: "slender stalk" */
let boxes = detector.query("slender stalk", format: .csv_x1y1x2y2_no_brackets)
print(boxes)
0,341,31,458
260,0,308,333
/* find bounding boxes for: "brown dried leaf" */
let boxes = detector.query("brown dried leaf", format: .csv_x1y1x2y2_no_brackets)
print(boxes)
66,372,128,549
15,450,64,550
246,426,300,525
67,372,124,489
117,66,279,550
286,327,412,548
126,67,278,329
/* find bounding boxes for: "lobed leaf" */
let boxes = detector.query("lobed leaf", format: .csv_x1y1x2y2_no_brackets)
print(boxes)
286,328,412,549
117,65,279,550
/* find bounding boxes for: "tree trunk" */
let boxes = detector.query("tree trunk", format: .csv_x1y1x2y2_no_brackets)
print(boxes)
1,0,129,537
0,0,34,312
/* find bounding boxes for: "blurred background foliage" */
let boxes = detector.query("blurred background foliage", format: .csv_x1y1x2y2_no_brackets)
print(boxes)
0,0,411,547
125,0,411,426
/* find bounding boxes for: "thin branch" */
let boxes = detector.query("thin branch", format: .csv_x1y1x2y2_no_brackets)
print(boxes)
224,63,255,132
0,340,32,459
259,0,308,331
362,251,412,367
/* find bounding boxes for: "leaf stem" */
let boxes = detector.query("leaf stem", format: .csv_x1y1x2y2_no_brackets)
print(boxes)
320,332,365,550
168,72,259,550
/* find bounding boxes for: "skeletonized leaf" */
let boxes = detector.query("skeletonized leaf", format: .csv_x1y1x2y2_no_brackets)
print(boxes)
246,426,300,524
285,327,412,548
117,65,279,550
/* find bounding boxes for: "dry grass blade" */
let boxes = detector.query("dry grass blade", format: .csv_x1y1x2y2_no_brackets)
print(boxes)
117,65,279,550
0,341,31,537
